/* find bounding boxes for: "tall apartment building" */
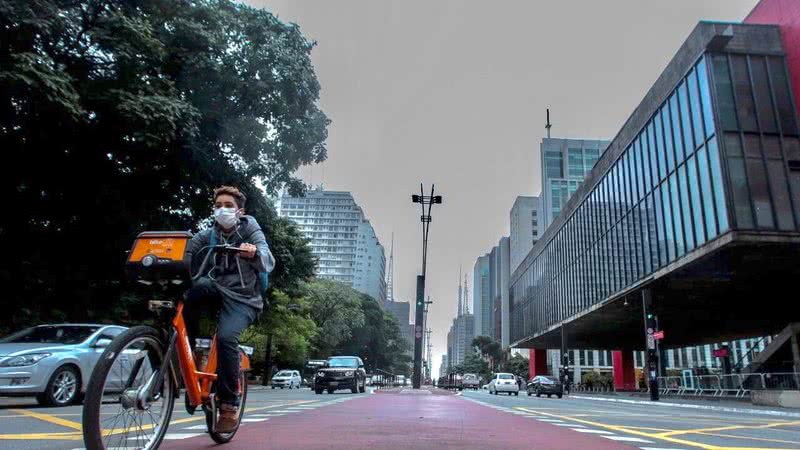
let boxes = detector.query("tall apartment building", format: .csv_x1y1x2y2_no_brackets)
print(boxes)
277,187,386,302
539,138,609,235
509,196,540,274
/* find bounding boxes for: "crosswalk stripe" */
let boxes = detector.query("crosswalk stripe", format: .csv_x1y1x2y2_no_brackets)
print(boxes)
601,436,653,443
573,429,614,435
241,418,269,423
163,433,205,440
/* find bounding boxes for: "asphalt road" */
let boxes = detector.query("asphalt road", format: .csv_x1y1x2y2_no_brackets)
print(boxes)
1,386,799,449
463,388,800,449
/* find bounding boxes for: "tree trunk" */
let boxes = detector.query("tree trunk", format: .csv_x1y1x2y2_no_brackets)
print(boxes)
261,333,273,386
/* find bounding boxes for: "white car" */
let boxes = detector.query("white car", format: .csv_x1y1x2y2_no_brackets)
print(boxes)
488,373,519,396
271,370,302,389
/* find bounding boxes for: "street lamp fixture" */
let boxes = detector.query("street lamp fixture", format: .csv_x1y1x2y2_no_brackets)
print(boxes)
411,184,442,389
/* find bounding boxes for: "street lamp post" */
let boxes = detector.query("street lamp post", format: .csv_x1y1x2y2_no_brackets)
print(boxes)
411,184,442,389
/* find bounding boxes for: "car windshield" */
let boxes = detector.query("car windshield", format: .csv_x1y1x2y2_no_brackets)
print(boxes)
0,325,99,345
498,374,514,380
275,371,292,377
464,374,477,380
542,377,559,383
327,357,359,368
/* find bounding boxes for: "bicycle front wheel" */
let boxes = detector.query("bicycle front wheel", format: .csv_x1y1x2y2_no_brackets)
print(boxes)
82,326,176,450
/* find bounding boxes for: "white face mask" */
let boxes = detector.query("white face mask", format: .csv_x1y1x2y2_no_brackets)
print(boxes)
214,207,240,229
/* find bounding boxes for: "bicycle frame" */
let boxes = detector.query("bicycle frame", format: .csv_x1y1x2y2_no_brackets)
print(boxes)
171,301,251,408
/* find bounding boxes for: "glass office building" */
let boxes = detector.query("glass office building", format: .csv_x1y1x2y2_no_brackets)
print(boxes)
511,22,800,348
540,138,609,233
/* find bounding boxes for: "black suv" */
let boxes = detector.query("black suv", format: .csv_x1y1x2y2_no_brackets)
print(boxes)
314,356,367,394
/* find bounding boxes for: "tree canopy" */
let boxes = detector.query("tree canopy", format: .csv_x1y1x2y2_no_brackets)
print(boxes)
0,0,329,331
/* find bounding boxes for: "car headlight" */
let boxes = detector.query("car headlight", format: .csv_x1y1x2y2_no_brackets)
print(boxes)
317,371,325,377
0,353,51,367
345,371,354,377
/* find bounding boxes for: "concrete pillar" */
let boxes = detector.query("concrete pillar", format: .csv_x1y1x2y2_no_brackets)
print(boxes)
613,350,636,391
529,349,548,379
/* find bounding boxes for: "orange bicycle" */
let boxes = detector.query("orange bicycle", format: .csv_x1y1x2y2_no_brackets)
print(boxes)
82,231,252,450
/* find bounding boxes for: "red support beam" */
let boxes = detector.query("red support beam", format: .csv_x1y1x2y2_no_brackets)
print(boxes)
612,350,636,392
529,349,548,379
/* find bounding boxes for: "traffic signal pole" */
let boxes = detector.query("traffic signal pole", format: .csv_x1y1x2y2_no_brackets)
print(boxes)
642,288,659,401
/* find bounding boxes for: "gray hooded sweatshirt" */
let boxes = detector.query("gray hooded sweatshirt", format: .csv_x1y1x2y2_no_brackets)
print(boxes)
186,215,275,310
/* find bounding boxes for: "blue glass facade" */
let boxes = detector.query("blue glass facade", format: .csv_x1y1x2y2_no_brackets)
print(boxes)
511,47,800,346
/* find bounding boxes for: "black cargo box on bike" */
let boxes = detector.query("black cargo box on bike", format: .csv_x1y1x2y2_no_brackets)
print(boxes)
126,231,193,283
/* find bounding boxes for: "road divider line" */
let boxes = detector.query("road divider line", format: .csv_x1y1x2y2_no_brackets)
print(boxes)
514,406,761,450
652,419,800,438
11,409,83,431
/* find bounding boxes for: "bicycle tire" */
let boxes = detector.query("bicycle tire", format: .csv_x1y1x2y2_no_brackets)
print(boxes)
206,367,248,443
82,325,176,450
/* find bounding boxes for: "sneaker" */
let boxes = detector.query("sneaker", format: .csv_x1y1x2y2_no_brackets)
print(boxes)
215,403,240,433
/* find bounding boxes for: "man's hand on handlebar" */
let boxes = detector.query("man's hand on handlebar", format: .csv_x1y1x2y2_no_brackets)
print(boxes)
239,243,257,259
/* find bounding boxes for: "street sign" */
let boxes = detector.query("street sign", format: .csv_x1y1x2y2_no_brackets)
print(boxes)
713,347,730,358
646,334,656,350
653,330,664,340
646,327,654,335
415,332,423,338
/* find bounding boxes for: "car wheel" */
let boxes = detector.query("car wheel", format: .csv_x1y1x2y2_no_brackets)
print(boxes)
527,390,532,396
39,365,80,407
358,380,366,393
515,392,519,396
535,388,541,398
315,388,323,395
547,394,552,398
271,386,275,389
351,380,359,394
557,394,563,399
327,388,335,394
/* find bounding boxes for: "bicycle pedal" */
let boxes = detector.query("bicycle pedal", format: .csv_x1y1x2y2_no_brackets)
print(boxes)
184,391,197,416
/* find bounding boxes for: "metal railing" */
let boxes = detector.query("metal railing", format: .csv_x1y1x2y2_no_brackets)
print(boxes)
653,372,800,398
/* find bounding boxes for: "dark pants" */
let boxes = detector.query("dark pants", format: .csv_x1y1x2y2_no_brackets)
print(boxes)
184,278,258,406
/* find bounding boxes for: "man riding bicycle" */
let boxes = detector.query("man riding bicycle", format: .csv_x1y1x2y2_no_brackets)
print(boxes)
185,186,275,432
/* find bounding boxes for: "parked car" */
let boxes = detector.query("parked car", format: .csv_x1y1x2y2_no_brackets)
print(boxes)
462,373,480,390
271,369,302,389
527,375,563,398
488,372,519,396
0,324,127,406
314,356,367,394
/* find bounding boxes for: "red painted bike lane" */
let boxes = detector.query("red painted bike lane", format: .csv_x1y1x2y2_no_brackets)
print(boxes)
163,392,638,450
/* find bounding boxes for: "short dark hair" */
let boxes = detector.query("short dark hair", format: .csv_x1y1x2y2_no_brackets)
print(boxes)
213,186,246,208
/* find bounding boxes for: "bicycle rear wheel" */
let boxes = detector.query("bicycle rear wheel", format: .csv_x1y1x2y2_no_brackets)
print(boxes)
82,326,176,450
206,368,248,443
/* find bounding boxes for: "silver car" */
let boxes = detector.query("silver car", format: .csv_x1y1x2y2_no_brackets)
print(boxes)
0,324,127,406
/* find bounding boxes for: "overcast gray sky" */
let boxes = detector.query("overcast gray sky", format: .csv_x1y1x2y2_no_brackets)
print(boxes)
247,0,758,378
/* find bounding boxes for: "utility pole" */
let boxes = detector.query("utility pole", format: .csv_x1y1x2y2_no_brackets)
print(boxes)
411,184,442,389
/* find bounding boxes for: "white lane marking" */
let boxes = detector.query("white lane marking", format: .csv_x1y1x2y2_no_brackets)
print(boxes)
570,395,800,418
601,436,654,443
640,448,689,450
537,419,564,423
270,410,301,413
572,429,614,435
241,418,269,423
553,423,583,427
183,424,208,430
163,433,205,440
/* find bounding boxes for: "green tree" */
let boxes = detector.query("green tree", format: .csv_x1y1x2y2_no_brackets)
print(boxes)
0,0,329,331
302,280,365,357
472,335,505,372
460,351,491,382
504,353,530,380
334,293,411,376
